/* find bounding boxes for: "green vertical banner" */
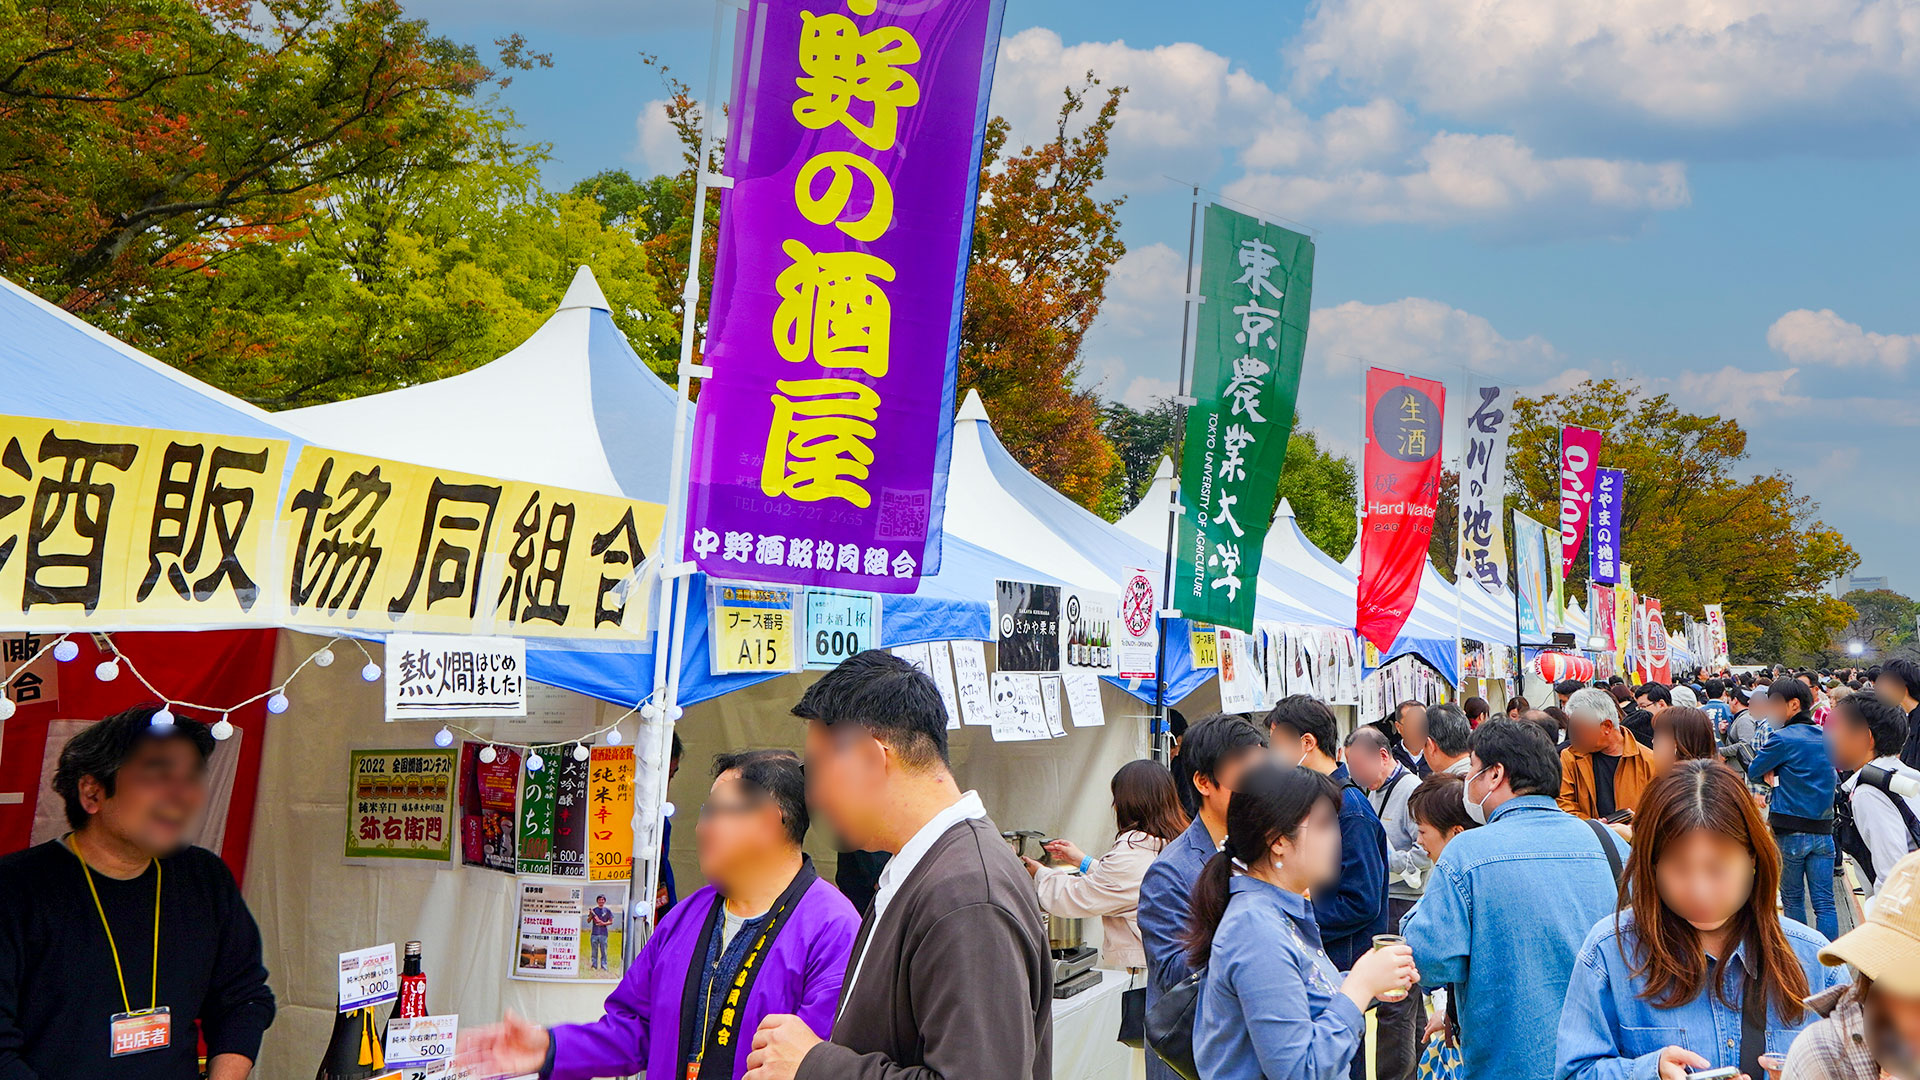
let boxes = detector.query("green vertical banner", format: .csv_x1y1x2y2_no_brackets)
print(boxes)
1173,204,1313,632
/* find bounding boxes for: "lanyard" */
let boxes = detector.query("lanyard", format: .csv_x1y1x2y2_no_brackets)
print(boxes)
65,835,161,1014
690,893,798,1074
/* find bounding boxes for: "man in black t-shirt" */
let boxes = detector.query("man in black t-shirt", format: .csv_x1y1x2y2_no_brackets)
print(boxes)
0,703,274,1079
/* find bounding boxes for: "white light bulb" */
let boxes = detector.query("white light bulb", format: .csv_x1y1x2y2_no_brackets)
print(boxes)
361,662,382,682
94,659,120,682
0,697,14,721
640,703,662,722
266,692,290,714
150,707,175,729
52,639,79,662
573,743,590,762
527,752,545,773
667,705,683,722
210,717,234,741
479,745,498,764
434,727,454,748
663,801,677,819
632,901,647,917
605,726,623,746
312,647,335,668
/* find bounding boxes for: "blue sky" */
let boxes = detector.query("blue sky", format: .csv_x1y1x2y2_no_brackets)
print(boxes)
407,0,1920,594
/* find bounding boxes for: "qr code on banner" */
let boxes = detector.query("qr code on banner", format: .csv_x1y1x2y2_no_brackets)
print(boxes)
876,489,930,541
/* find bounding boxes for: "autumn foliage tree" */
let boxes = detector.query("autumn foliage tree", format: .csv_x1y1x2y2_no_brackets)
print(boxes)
1507,379,1857,663
960,77,1128,510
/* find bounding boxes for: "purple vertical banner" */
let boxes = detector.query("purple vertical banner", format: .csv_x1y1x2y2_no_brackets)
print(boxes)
1590,467,1625,585
683,0,1007,592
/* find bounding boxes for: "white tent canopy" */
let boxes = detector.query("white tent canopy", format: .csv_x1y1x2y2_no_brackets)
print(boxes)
279,266,682,502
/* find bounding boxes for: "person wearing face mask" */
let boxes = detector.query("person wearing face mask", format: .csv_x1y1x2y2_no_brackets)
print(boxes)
1401,719,1628,1080
1788,850,1920,1079
1184,763,1418,1080
1555,761,1842,1080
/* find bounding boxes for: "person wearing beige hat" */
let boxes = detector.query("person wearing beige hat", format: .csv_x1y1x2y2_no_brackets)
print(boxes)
1785,849,1920,1078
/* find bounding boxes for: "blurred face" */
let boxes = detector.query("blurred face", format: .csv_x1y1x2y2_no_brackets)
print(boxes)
1269,730,1312,769
79,737,208,856
1877,673,1915,709
1654,828,1757,933
1195,746,1262,820
1273,799,1342,888
1827,715,1878,770
1568,715,1611,754
1650,727,1678,772
803,721,891,851
1871,988,1920,1071
1395,706,1427,751
1347,747,1394,791
1415,819,1464,862
695,771,790,886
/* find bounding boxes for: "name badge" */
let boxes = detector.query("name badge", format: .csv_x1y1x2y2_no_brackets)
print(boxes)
110,1007,170,1057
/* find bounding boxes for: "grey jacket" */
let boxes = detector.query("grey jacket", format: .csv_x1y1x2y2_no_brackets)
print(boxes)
1368,766,1431,900
800,816,1053,1080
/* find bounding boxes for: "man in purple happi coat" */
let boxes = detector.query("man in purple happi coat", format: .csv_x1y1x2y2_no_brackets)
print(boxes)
460,749,859,1080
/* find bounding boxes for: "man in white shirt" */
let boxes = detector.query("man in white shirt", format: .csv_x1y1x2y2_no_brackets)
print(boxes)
746,650,1051,1080
1828,691,1920,895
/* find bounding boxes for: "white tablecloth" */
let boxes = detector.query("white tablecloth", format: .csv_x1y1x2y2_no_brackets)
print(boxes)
1051,969,1135,1080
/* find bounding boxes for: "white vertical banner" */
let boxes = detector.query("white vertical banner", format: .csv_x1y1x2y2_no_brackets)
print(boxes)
1456,384,1512,598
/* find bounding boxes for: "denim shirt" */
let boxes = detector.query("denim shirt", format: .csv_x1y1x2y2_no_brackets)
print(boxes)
1555,909,1844,1080
1138,817,1218,1080
1194,875,1364,1080
1402,795,1629,1080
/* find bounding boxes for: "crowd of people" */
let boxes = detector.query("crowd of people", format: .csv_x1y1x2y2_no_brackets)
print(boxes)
21,649,1920,1080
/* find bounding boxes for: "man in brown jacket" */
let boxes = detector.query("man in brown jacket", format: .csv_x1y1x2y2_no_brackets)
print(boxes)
745,650,1051,1080
1557,686,1656,819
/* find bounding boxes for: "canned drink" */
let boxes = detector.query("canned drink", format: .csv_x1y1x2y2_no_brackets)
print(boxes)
1372,934,1409,1002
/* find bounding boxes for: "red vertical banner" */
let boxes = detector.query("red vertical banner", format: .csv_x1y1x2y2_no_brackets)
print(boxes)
1646,598,1672,684
1358,368,1446,652
1558,426,1602,577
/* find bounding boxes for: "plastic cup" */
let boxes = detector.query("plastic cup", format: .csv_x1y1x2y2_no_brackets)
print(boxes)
1373,934,1409,1002
1756,1053,1784,1080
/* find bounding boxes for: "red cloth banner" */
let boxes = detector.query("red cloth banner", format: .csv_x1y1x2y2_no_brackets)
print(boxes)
1558,426,1602,577
1646,598,1672,684
1358,368,1446,652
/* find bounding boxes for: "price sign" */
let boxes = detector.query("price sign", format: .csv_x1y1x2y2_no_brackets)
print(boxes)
337,943,398,1012
1190,629,1218,669
804,589,878,670
709,582,800,676
386,1014,459,1069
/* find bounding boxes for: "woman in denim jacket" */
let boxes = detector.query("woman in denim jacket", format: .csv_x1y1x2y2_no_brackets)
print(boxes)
1185,763,1417,1080
1556,760,1844,1080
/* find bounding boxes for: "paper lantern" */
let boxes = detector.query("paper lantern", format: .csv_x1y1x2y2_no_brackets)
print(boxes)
1535,651,1595,683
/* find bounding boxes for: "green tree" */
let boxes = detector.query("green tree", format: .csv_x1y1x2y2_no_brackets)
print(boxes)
1836,588,1919,660
1099,397,1179,515
1507,379,1858,662
1276,426,1357,559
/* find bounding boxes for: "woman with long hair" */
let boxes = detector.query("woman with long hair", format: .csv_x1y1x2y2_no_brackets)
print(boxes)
1650,706,1717,772
1555,760,1845,1080
1185,762,1416,1079
1026,759,1188,970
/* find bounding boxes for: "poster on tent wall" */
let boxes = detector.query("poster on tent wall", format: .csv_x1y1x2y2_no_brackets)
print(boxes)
1172,205,1314,633
1116,567,1158,680
1514,510,1553,643
1591,468,1625,585
344,749,456,862
803,588,878,670
276,445,664,640
709,582,801,675
1358,368,1446,652
1457,385,1511,595
1216,627,1265,713
1557,427,1602,577
1059,586,1120,675
459,741,520,873
1704,603,1731,670
995,580,1060,673
0,413,288,630
587,745,636,881
681,0,1008,594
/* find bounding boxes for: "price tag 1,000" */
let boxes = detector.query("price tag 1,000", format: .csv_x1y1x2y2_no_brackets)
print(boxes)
337,943,398,1013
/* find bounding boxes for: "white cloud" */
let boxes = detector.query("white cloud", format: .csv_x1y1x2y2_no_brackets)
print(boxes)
1076,243,1187,399
1117,376,1180,409
1293,0,1920,139
1226,133,1688,234
631,98,683,175
1305,297,1566,379
1767,308,1920,369
990,29,1689,236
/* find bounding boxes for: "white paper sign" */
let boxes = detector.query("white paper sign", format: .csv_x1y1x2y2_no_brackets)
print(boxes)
386,1014,460,1069
1217,627,1266,713
1064,674,1105,727
337,943,398,1012
890,641,931,672
926,641,962,731
950,640,994,726
989,672,1049,742
386,633,527,720
513,880,584,980
1059,588,1120,676
1117,567,1159,680
1040,677,1066,737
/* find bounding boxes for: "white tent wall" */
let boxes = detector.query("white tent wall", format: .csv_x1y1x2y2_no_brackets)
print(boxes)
663,653,1147,959
245,632,619,1077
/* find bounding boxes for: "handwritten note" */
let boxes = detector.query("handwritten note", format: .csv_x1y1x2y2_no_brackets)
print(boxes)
1040,676,1065,738
926,641,963,730
951,640,994,726
990,672,1049,742
1064,674,1106,727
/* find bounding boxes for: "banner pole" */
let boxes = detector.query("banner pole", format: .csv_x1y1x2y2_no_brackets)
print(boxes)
1511,507,1525,700
636,0,739,947
1452,363,1467,702
1154,188,1201,766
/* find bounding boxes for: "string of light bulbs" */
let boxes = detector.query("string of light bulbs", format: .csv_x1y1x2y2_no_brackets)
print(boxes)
0,631,666,764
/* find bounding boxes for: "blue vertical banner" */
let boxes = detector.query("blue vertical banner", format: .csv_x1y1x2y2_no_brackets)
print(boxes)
1590,468,1625,585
